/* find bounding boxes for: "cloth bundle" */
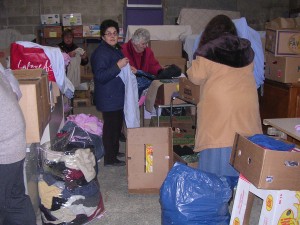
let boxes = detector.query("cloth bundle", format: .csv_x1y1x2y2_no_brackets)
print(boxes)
38,115,105,225
158,64,182,79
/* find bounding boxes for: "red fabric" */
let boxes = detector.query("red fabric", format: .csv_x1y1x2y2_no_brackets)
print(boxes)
121,40,162,75
10,43,56,81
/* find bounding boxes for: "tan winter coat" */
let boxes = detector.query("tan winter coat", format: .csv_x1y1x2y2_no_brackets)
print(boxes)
187,56,262,152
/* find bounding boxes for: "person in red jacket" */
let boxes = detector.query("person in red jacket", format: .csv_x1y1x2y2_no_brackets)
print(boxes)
121,28,162,75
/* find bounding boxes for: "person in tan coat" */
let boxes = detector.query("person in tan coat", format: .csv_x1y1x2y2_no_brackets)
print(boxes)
187,15,262,181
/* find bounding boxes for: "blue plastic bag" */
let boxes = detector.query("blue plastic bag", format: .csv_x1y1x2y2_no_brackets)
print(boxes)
160,163,232,225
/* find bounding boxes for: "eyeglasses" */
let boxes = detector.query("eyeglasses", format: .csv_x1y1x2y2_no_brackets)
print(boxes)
139,42,148,47
104,32,118,37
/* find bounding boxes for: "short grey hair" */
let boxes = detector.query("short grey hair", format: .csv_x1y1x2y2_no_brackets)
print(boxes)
131,28,150,45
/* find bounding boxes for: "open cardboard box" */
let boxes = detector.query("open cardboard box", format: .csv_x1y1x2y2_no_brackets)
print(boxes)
230,133,300,190
13,69,51,143
126,127,173,193
179,77,200,104
230,174,300,224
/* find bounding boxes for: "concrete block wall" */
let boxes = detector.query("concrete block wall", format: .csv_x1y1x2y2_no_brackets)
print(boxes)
0,0,299,35
164,0,292,30
0,0,125,35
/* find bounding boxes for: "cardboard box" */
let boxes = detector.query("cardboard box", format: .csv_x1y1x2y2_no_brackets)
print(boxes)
0,48,10,68
63,25,83,37
150,40,182,58
43,26,62,38
173,152,198,168
40,14,60,25
179,77,200,104
83,24,101,37
230,175,300,224
230,133,300,190
149,116,196,145
62,13,82,26
155,79,185,105
127,127,173,193
265,51,300,83
265,28,300,57
13,69,51,143
156,57,186,73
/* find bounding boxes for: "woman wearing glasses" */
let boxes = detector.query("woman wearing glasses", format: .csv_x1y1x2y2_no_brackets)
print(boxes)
91,19,129,167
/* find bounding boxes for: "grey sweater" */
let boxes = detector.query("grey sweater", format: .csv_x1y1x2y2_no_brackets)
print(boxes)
0,77,26,164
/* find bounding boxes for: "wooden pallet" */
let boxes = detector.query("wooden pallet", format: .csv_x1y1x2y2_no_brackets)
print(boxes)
73,98,91,107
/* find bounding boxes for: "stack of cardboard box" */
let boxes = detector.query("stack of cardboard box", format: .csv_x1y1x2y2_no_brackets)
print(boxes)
264,17,300,83
230,133,300,223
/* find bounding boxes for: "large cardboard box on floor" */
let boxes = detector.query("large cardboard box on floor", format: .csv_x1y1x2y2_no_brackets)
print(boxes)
179,77,200,104
230,175,300,225
13,69,51,143
127,127,173,193
230,133,300,190
265,51,300,83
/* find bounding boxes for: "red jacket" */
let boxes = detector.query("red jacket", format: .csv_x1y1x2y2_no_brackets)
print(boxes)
121,40,162,75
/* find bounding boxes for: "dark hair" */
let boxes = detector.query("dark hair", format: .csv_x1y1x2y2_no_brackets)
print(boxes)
199,15,237,47
62,28,74,38
100,19,119,38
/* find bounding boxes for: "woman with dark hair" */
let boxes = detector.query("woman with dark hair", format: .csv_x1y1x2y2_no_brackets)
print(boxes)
197,14,237,47
58,28,88,66
187,15,262,183
91,19,129,167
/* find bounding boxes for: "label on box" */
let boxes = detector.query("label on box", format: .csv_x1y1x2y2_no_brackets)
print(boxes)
145,144,153,173
62,13,82,26
287,33,300,54
41,14,60,25
49,31,58,38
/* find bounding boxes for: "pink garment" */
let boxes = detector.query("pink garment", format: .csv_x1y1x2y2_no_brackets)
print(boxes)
62,52,71,67
67,114,103,136
139,95,146,107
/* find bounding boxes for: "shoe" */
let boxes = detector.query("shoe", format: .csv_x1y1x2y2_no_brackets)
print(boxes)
119,133,126,142
104,159,126,167
117,152,125,157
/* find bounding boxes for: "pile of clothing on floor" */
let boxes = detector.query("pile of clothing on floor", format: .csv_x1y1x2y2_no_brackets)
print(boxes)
38,114,105,225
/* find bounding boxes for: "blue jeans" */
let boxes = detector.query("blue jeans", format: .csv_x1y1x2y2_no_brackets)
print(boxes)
198,147,239,185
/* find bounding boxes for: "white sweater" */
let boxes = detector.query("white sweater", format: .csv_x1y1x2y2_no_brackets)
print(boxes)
0,77,26,164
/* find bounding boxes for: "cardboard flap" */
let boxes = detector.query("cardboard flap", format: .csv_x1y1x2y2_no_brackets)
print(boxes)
265,17,300,29
13,69,48,80
145,80,163,111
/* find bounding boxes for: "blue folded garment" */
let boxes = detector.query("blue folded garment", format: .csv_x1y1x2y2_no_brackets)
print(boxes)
248,134,295,151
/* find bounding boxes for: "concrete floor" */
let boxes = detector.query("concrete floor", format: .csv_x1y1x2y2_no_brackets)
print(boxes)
35,105,263,225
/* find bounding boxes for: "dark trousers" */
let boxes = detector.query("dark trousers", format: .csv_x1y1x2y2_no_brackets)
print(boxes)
0,159,36,225
102,110,124,164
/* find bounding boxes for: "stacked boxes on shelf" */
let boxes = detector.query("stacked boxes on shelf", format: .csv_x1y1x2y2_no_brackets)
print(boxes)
41,14,62,38
62,13,83,37
264,17,300,83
